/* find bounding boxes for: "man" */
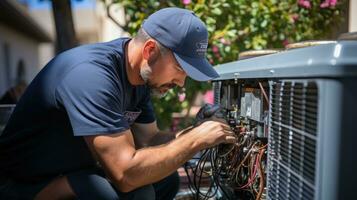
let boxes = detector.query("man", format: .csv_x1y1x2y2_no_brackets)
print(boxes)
0,7,235,200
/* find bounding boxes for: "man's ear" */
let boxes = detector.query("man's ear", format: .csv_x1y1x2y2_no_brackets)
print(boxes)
142,39,160,63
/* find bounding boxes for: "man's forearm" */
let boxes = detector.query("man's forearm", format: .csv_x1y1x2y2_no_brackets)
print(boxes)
147,131,176,146
147,126,194,146
116,130,202,192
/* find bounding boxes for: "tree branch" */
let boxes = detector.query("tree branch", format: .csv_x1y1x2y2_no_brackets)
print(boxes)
105,1,129,32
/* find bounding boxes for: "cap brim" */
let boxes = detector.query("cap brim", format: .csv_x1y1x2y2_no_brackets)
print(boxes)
173,53,219,81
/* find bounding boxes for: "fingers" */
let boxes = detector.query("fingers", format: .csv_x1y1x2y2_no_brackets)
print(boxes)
223,128,234,135
193,120,237,147
213,120,232,131
222,128,236,143
221,123,232,131
201,119,229,127
224,135,237,144
200,120,232,134
212,117,227,125
209,121,236,143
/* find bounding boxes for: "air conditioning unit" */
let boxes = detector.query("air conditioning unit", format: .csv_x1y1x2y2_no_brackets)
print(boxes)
212,41,357,200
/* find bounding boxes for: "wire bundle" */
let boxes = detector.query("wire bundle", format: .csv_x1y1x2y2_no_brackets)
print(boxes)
184,123,268,200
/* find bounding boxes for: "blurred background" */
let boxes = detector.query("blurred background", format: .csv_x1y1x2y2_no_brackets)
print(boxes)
0,0,355,130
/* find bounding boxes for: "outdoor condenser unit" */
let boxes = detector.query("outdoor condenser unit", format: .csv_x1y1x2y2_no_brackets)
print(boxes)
212,41,357,200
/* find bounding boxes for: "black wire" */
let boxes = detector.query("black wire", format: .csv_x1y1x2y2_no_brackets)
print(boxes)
184,140,268,200
183,163,196,197
196,149,215,199
210,147,232,200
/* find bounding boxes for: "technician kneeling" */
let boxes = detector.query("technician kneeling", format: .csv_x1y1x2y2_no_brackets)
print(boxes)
0,7,235,200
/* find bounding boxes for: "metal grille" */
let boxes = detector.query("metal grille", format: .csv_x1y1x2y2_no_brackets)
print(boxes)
213,81,222,105
267,81,318,200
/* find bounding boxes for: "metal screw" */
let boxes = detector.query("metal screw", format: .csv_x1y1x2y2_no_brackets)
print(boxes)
234,73,240,84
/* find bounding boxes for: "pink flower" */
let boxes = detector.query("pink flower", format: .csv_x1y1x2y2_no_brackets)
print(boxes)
291,14,299,23
282,39,289,47
203,90,214,104
212,45,221,59
182,0,191,5
320,1,329,8
320,0,338,8
298,0,311,9
178,92,186,102
330,0,337,6
212,45,219,53
214,52,221,59
209,58,214,64
220,38,231,45
170,118,180,132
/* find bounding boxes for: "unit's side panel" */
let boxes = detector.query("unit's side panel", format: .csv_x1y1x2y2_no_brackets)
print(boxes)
315,80,341,200
317,78,357,200
338,78,357,199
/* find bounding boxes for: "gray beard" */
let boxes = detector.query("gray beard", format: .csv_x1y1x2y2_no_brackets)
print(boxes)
140,64,168,98
150,89,168,98
139,64,152,84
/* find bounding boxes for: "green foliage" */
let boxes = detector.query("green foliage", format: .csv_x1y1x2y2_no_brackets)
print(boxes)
111,0,345,129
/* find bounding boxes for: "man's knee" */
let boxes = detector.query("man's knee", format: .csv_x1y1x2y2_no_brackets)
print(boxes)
34,176,76,200
120,184,155,200
47,169,178,200
165,171,180,194
67,169,156,200
153,171,180,200
67,172,119,200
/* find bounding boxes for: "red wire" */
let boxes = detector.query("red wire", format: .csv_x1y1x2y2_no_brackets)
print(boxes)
238,146,267,190
238,151,260,189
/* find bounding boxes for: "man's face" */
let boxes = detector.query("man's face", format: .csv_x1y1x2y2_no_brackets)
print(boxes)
140,46,187,98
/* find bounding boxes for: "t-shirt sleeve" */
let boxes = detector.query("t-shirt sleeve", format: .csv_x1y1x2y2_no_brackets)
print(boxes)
55,63,129,136
135,88,156,124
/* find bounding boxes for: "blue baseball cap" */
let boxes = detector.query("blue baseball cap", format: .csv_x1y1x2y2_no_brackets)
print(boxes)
142,7,219,81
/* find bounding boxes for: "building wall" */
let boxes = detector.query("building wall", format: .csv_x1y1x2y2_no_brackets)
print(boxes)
29,0,128,68
96,1,129,42
349,0,357,32
0,23,40,96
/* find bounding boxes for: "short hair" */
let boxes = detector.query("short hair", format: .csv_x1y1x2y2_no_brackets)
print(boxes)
134,28,169,55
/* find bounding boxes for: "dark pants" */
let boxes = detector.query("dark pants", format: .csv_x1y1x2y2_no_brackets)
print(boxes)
0,169,180,200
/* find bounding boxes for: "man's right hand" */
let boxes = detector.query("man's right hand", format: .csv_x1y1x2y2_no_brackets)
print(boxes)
189,120,236,150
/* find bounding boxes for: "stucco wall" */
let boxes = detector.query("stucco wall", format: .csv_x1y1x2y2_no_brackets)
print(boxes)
0,23,40,96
